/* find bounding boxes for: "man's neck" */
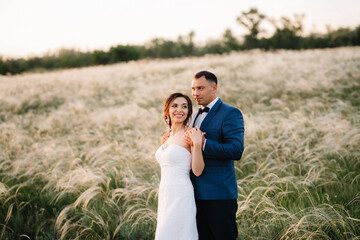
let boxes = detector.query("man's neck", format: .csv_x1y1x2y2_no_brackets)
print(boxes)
201,96,218,108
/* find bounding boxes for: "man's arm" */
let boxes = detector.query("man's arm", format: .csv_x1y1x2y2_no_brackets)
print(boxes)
203,108,244,160
161,131,171,144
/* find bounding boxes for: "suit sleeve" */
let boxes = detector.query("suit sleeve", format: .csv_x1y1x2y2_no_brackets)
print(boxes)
203,108,244,161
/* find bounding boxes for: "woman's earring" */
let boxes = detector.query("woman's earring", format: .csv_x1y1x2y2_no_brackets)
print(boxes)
166,115,171,129
185,119,190,129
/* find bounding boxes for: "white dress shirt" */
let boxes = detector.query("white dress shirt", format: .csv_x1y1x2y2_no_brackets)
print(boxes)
194,97,219,128
193,97,219,150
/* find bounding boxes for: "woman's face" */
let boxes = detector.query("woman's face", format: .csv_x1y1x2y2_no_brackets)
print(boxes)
169,97,189,126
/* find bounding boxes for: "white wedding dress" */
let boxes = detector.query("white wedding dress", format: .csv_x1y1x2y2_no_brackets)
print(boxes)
155,145,198,240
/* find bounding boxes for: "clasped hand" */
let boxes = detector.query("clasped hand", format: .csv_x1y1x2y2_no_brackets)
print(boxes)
184,127,205,147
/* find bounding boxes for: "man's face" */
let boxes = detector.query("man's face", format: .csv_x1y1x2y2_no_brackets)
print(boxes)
191,76,217,107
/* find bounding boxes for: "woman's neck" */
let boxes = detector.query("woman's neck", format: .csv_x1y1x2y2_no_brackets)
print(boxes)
171,123,185,136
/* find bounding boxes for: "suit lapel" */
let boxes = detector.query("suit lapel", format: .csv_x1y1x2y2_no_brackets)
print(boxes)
192,112,200,127
200,99,222,130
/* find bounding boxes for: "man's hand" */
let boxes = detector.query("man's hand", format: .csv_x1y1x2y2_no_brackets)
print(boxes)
185,127,206,148
184,129,193,146
161,131,171,144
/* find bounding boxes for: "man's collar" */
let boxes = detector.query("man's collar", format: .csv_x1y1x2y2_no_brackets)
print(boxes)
204,97,219,110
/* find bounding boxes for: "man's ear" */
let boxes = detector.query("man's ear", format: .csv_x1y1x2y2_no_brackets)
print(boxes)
213,83,218,92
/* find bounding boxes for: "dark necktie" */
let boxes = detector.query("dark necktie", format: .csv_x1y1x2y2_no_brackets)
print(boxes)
198,107,210,114
193,107,210,127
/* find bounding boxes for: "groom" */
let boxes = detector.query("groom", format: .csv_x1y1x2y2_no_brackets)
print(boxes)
185,71,244,240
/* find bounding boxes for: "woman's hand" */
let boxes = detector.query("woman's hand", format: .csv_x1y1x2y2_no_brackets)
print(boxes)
188,127,205,176
188,127,205,147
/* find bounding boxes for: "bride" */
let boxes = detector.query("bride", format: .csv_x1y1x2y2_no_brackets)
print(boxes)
155,92,204,240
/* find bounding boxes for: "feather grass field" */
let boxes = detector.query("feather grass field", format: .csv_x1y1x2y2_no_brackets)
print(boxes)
0,47,359,239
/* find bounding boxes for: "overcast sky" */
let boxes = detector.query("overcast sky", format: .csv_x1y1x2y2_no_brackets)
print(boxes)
1,0,359,58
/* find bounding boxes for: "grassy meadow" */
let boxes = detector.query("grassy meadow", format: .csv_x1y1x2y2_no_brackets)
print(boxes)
0,47,359,239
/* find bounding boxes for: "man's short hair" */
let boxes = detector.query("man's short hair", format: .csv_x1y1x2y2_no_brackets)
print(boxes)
194,71,217,85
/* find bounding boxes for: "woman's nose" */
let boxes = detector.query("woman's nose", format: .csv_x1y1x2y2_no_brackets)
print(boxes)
176,106,183,111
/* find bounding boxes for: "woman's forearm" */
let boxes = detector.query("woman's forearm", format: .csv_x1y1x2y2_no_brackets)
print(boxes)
191,143,204,176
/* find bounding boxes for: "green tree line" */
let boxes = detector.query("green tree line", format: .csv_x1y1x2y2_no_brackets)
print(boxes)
1,8,360,75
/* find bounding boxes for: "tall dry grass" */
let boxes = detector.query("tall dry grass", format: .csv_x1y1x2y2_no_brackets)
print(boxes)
0,47,359,239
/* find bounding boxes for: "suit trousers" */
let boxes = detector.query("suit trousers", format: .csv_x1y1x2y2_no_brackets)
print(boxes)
195,199,238,240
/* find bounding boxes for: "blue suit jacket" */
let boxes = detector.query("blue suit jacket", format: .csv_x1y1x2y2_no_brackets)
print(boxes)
190,98,244,200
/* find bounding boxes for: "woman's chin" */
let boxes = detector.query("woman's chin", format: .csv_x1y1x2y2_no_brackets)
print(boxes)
172,119,186,125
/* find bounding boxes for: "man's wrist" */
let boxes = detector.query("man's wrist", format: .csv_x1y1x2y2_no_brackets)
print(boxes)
202,138,207,150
